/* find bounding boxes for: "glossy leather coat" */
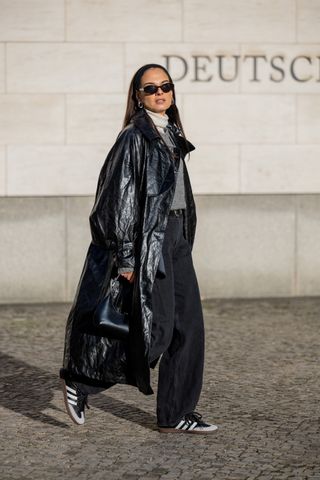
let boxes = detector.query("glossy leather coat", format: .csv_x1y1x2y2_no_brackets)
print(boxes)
60,109,197,395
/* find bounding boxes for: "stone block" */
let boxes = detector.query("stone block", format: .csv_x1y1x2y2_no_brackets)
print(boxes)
67,94,126,144
297,0,320,42
296,195,320,295
66,0,182,41
7,43,123,93
7,145,108,196
186,145,239,194
0,94,64,144
297,95,320,143
184,0,295,42
125,43,240,93
241,145,320,193
184,94,295,144
193,195,295,298
0,197,66,303
0,147,5,195
0,44,4,92
0,0,64,41
66,196,94,301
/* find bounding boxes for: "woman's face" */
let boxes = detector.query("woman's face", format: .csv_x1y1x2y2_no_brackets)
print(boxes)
137,68,173,115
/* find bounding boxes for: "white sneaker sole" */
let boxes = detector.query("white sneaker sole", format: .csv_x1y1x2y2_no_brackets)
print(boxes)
158,425,218,434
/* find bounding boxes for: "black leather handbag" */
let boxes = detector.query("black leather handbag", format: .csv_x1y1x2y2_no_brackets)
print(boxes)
93,275,131,340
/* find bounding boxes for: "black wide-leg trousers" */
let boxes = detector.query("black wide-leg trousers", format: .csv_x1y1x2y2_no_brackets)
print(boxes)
150,212,205,426
76,212,205,427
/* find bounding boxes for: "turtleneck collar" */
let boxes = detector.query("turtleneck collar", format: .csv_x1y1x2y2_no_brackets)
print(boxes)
145,108,169,130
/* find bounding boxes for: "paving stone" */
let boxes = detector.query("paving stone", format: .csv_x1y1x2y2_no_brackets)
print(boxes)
0,298,319,479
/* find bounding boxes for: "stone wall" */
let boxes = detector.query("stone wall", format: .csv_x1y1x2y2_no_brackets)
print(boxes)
0,0,319,301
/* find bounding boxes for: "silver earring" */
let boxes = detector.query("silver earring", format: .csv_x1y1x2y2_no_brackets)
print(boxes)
138,100,144,109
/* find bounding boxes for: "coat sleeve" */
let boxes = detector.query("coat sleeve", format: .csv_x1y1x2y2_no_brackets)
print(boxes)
89,129,144,273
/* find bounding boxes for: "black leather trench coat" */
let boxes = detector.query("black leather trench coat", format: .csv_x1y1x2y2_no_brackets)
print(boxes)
60,109,197,395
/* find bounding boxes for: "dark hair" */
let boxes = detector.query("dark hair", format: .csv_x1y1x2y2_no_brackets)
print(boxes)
122,63,186,138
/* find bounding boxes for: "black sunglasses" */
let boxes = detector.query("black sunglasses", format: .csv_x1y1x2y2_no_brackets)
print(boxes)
138,82,174,95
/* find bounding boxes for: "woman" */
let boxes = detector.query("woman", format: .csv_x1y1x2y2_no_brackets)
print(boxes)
60,63,217,434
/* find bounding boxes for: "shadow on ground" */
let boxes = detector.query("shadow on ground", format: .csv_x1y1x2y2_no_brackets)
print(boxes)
0,352,70,429
0,351,156,431
90,393,157,431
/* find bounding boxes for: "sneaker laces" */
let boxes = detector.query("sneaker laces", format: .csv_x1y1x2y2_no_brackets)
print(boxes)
184,411,204,425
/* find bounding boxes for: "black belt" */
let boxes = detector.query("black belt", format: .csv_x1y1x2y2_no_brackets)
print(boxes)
169,208,184,217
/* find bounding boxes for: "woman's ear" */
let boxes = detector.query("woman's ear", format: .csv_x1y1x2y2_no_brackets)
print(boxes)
136,92,144,108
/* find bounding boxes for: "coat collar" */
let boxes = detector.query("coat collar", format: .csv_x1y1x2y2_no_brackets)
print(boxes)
133,109,160,142
132,109,195,156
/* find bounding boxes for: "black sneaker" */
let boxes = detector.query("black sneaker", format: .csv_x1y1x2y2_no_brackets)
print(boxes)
158,411,218,434
61,378,90,425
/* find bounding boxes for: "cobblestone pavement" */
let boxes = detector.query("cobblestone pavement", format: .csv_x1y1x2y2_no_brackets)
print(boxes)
0,297,319,480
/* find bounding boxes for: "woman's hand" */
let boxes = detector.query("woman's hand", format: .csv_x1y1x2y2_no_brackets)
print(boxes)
120,271,135,283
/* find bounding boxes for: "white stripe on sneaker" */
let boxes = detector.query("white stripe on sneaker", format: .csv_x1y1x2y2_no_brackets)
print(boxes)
66,386,77,395
188,421,197,431
67,392,78,401
176,420,185,429
68,399,77,406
